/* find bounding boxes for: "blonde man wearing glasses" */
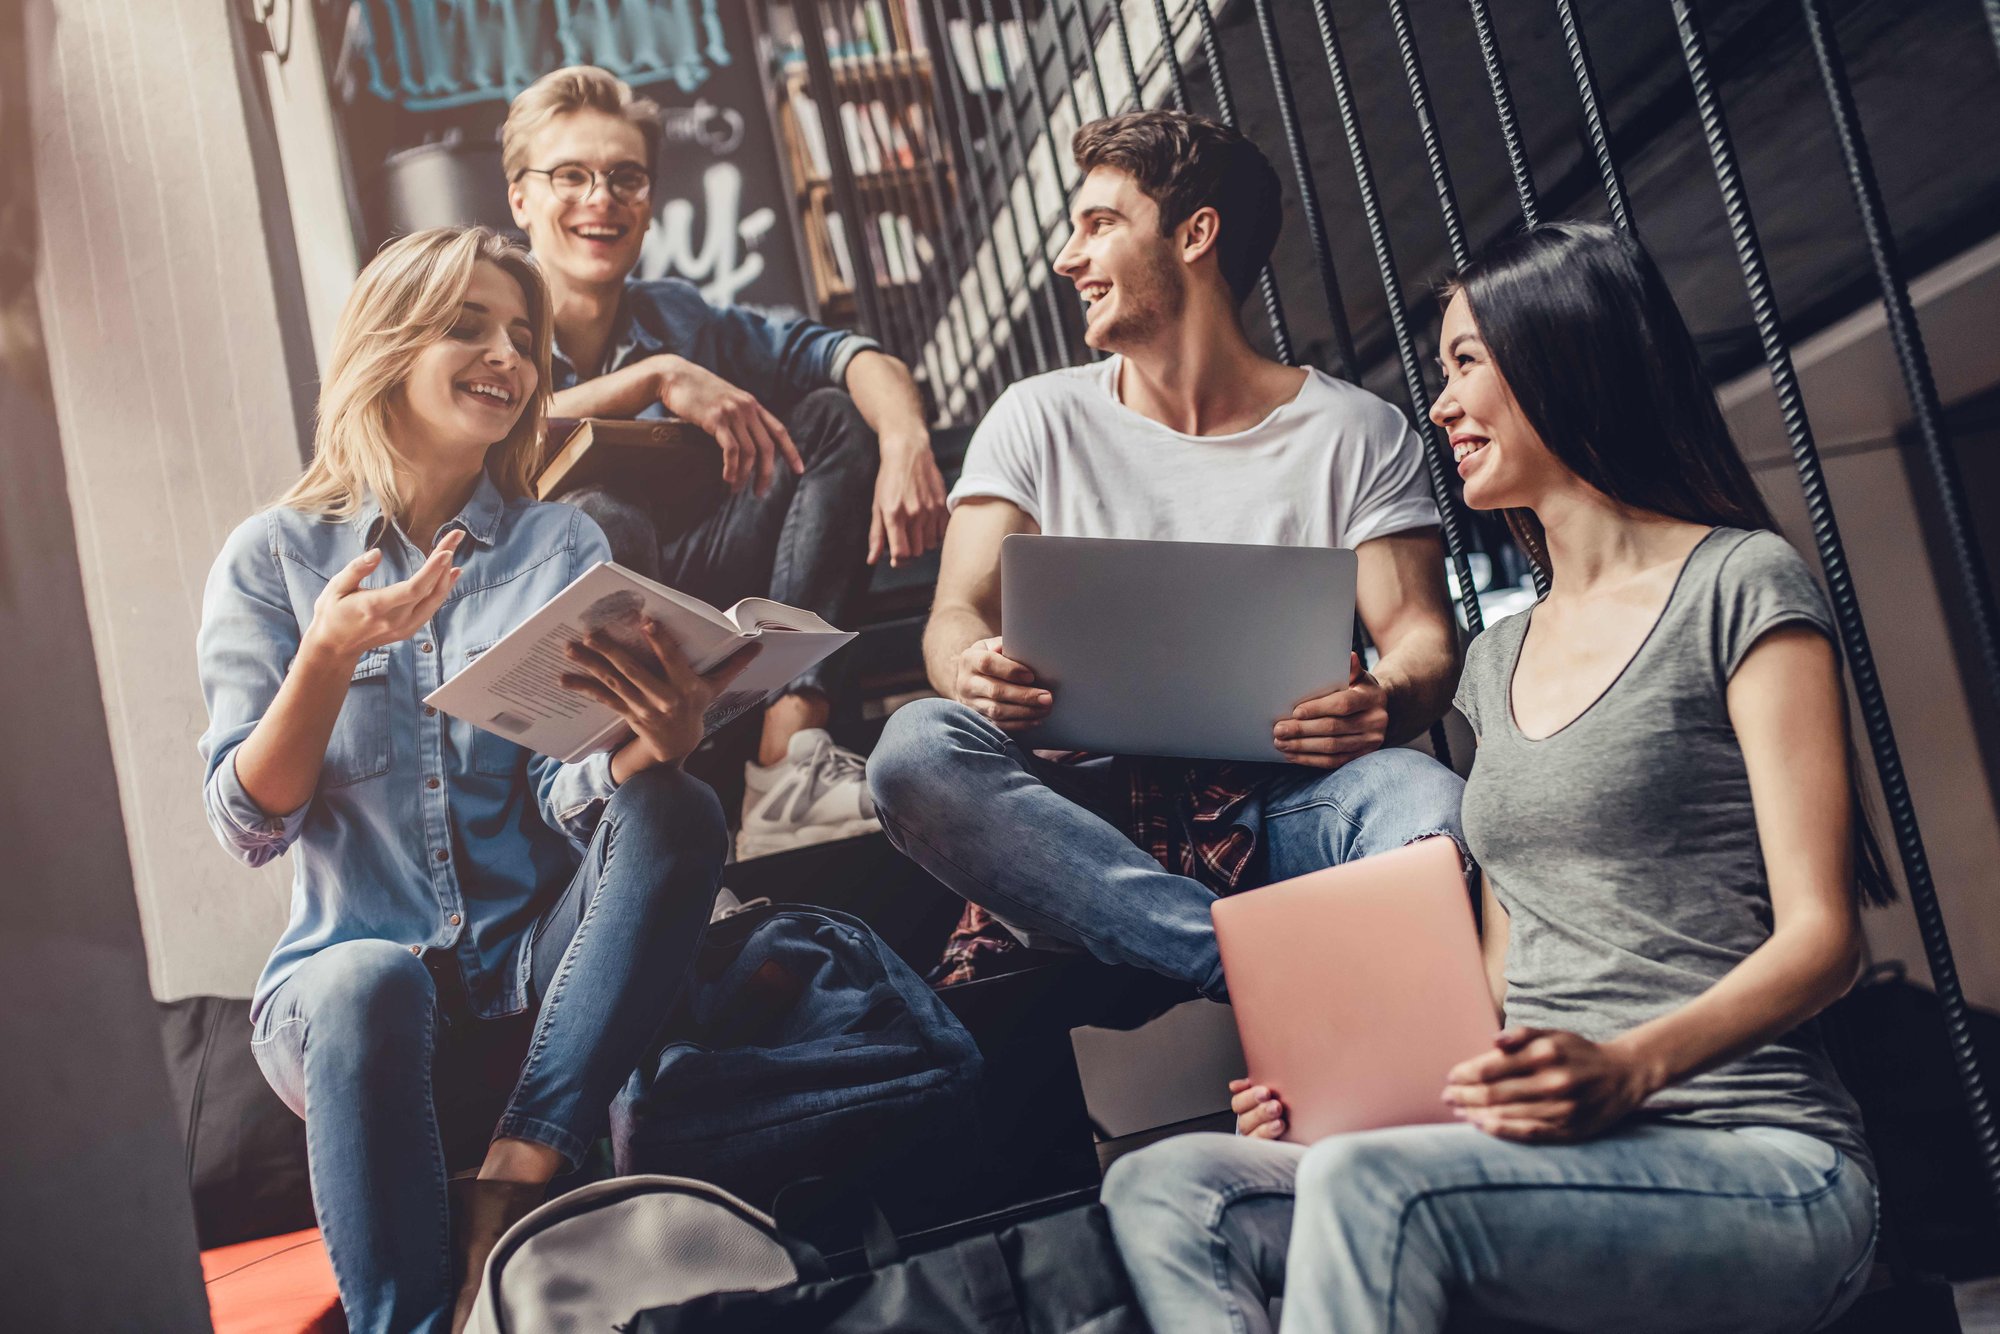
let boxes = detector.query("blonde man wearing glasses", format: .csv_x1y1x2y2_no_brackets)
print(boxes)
504,66,948,859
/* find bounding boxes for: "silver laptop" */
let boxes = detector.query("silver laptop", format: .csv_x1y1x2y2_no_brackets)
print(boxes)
1000,533,1358,762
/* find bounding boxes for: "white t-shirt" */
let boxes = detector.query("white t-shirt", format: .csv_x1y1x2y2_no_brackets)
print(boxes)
947,356,1439,547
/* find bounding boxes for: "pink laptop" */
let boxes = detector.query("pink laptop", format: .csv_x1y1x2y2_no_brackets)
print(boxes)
1212,836,1496,1143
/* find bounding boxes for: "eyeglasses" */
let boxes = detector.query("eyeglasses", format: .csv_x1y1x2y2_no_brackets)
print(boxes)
515,163,653,206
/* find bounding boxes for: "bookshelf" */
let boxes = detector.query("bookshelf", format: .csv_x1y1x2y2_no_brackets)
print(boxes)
758,1,959,329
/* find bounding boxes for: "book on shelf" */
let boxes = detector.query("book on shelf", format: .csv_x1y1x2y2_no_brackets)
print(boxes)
825,211,856,288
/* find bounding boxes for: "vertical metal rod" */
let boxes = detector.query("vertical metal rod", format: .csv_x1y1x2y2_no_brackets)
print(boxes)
1307,0,1483,637
1052,0,1111,123
924,0,1055,375
799,2,889,340
1109,0,1145,108
1805,0,2000,748
1673,0,2000,1215
912,0,1032,396
1183,0,1292,366
1466,0,1539,226
1555,0,1634,234
1248,0,1359,380
1987,0,2000,69
1385,0,1468,268
1147,0,1191,109
830,1,957,409
975,0,1081,362
884,20,1016,412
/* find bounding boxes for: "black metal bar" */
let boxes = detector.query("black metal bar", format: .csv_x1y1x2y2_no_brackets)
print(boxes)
1555,0,1634,235
1805,0,2000,756
1185,0,1292,366
1248,0,1359,380
1052,0,1111,124
1988,0,2000,70
1147,0,1190,109
1385,0,1468,269
923,0,1054,375
975,0,1081,362
1673,0,2000,1215
798,2,889,340
1109,0,1145,109
1307,0,1483,638
869,25,1001,418
1467,0,1539,226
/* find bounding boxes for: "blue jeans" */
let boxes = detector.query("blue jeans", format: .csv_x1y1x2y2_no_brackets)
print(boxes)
1103,1123,1877,1334
250,766,727,1334
866,698,1466,998
566,387,876,701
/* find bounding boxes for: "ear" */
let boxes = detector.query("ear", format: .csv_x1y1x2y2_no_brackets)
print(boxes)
507,178,532,233
1179,205,1222,270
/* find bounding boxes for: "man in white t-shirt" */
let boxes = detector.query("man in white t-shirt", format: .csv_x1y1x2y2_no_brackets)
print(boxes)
866,111,1465,998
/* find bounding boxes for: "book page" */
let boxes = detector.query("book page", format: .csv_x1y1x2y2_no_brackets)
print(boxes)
426,563,854,763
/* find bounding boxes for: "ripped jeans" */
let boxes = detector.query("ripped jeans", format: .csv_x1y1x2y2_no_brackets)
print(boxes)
867,698,1466,999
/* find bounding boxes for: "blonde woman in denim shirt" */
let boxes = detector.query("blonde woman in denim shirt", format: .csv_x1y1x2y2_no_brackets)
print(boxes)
197,227,758,1334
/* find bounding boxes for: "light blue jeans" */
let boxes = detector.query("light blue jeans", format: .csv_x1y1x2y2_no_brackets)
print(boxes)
250,766,727,1334
1103,1123,1878,1334
867,698,1467,998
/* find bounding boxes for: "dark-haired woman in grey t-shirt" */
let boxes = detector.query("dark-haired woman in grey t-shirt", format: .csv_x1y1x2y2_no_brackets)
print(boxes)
1105,223,1880,1333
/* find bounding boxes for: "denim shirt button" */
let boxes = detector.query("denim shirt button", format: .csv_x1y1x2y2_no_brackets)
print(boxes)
434,849,448,863
409,945,421,956
424,705,437,717
426,777,440,790
448,913,461,926
420,641,433,653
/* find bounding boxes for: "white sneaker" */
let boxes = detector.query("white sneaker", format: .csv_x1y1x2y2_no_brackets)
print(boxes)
737,728,881,860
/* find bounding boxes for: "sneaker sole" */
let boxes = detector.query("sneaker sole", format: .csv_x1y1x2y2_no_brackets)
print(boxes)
735,816,882,862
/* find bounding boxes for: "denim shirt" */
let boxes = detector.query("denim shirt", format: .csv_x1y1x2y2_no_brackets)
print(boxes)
197,474,621,1023
552,277,877,417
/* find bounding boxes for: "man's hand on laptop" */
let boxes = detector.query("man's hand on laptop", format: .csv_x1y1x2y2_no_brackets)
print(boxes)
652,354,804,497
1274,651,1389,768
953,636,1052,732
1230,1079,1287,1141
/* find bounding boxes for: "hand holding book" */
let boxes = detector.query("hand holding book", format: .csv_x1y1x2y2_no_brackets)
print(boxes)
561,619,762,779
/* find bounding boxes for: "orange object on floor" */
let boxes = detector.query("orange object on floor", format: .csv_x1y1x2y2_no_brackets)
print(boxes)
201,1228,346,1334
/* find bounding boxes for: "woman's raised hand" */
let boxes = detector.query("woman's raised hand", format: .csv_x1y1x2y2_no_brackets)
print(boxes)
302,531,466,664
560,619,761,774
1230,1078,1288,1140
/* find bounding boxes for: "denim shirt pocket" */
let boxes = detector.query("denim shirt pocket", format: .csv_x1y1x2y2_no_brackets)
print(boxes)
321,646,392,789
459,640,526,778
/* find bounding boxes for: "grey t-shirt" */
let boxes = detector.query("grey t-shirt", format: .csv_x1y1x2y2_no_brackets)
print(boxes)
1455,528,1872,1177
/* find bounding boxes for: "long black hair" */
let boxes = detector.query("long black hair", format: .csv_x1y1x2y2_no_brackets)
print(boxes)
1446,222,1775,576
1448,222,1894,907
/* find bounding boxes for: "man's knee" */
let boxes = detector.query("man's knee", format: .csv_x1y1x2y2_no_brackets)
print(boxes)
1349,747,1465,850
867,697,993,821
787,387,875,470
1104,1134,1230,1222
564,484,659,570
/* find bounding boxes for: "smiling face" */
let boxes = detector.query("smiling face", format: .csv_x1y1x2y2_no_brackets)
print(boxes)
1052,165,1188,354
507,108,651,292
1429,290,1563,511
393,260,538,461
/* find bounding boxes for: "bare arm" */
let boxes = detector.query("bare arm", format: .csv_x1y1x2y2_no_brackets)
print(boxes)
845,349,948,566
1355,528,1459,743
1480,873,1511,1021
1446,626,1863,1140
921,497,1050,728
1276,528,1459,767
549,357,670,420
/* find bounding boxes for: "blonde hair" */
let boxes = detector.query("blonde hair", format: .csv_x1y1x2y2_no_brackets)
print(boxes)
275,226,552,521
502,66,663,183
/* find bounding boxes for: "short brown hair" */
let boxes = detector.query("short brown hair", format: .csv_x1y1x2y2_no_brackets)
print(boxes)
1071,110,1281,304
502,66,663,183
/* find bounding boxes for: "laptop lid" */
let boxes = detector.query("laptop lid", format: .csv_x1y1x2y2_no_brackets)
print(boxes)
1211,837,1494,1143
1000,534,1357,762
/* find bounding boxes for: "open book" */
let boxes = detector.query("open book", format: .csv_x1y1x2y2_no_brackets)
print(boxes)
425,562,855,763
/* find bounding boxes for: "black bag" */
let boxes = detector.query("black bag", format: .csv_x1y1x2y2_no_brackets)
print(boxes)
157,996,316,1249
611,904,984,1215
627,1195,1148,1334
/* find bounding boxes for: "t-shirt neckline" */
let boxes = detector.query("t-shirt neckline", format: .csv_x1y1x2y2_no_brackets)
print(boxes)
1504,527,1722,743
1105,355,1316,443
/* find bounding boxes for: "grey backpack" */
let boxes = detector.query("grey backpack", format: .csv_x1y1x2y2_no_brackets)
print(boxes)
464,1174,818,1334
